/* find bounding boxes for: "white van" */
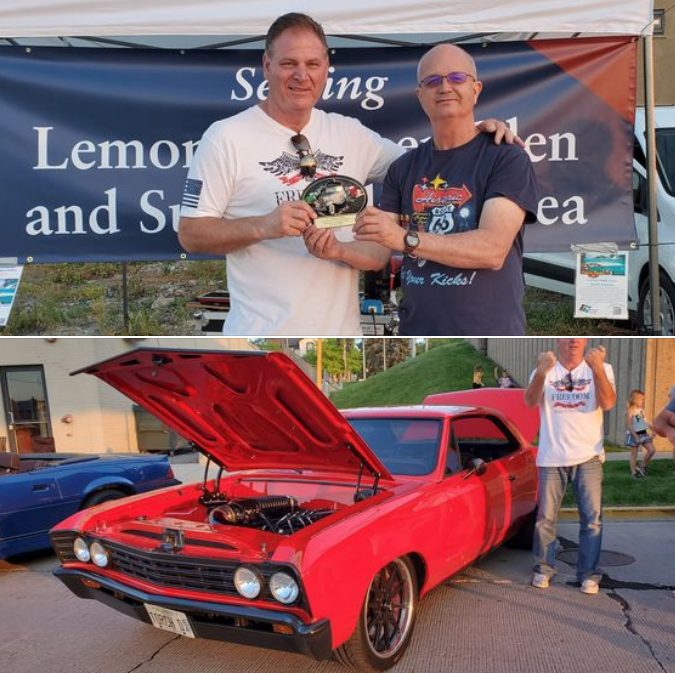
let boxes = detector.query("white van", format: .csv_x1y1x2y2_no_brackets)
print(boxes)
523,105,675,334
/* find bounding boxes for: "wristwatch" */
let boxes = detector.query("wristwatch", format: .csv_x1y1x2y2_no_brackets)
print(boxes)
403,230,420,256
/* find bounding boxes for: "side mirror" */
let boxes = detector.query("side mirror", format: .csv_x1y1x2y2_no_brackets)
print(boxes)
463,458,488,479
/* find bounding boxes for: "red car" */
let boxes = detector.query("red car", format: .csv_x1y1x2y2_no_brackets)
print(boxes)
51,349,539,672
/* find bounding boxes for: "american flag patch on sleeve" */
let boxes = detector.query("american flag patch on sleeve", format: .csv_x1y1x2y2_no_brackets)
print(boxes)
181,178,203,209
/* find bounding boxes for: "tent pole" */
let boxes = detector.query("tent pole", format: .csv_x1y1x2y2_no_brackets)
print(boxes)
643,33,661,334
122,262,130,334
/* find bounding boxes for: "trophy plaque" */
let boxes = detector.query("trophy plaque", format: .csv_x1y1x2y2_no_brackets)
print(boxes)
301,175,367,229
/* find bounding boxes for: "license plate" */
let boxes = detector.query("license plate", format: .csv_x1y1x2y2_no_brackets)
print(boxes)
145,604,195,638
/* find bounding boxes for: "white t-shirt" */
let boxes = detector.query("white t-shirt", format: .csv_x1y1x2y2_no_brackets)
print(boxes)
531,360,616,467
181,105,403,336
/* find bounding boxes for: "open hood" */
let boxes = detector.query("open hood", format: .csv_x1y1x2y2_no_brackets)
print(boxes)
423,388,540,445
73,348,392,480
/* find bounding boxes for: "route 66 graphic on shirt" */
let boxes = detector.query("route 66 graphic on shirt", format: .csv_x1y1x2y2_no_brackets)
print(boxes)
411,173,474,267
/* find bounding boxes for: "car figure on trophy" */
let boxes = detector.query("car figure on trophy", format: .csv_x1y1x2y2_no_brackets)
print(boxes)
302,175,367,228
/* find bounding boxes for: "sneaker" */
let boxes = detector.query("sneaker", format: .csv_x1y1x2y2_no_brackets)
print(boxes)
532,572,550,589
580,579,599,595
637,466,647,477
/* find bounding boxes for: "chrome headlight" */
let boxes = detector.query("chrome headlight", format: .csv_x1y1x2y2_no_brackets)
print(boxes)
269,572,299,604
89,541,109,568
234,566,262,599
73,537,90,563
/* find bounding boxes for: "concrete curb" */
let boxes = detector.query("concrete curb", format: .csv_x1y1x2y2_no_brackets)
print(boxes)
560,506,675,520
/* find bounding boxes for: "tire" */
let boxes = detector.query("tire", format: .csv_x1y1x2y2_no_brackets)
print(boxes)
82,488,128,509
506,507,537,550
637,271,675,335
334,557,418,672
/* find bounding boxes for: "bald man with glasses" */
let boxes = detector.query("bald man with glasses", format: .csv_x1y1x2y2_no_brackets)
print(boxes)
353,44,539,336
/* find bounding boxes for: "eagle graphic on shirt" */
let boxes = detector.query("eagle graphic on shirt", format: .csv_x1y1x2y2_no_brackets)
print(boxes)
259,150,344,185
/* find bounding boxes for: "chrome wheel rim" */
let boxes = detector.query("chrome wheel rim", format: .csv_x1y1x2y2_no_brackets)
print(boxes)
642,286,675,335
364,559,415,658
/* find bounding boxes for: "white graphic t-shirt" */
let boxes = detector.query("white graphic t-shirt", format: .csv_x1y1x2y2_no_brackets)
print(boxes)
181,105,403,336
531,360,616,467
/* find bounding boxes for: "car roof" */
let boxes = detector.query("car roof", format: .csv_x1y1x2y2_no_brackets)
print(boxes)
341,405,479,418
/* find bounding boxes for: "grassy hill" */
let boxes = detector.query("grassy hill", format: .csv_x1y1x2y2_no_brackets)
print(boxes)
330,340,497,408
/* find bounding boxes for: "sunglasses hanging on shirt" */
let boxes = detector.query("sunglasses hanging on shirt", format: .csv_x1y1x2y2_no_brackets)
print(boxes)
291,134,317,178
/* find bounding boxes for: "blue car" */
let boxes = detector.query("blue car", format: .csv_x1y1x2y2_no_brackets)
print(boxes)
0,452,180,559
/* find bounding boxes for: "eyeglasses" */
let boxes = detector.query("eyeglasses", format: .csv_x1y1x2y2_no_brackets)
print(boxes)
418,72,476,88
565,372,574,392
291,133,317,178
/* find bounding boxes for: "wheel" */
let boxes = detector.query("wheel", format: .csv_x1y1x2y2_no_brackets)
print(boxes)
506,507,537,550
638,272,675,335
82,488,128,509
335,557,418,672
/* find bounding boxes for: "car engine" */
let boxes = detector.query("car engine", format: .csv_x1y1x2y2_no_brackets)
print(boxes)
206,495,334,536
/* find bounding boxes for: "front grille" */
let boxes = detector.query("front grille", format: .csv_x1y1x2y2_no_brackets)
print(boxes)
108,543,239,595
106,542,296,602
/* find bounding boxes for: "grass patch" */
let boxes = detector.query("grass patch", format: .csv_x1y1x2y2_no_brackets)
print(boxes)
562,460,675,507
5,260,224,335
331,340,499,408
524,287,635,336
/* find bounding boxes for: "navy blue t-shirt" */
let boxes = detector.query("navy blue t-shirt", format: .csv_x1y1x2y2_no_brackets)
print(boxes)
380,133,539,336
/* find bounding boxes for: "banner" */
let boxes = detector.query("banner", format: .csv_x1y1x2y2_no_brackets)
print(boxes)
0,37,637,263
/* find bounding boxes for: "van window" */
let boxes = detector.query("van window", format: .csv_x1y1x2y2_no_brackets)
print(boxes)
633,170,648,215
656,128,675,197
634,136,646,170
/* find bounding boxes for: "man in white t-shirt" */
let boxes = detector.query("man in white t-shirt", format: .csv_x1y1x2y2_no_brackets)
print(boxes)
524,338,616,596
177,12,517,336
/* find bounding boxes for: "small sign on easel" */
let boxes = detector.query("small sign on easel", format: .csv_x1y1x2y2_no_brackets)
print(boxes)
0,258,23,329
572,244,628,320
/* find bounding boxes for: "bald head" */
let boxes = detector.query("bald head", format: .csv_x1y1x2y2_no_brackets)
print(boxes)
417,44,477,83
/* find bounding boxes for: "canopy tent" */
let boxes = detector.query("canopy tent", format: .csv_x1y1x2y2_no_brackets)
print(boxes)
0,1,654,38
0,0,665,333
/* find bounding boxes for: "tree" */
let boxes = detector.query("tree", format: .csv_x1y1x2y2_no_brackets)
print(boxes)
303,339,361,382
364,339,410,376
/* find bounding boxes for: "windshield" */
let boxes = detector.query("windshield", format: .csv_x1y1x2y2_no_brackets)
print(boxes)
347,417,441,476
656,128,675,197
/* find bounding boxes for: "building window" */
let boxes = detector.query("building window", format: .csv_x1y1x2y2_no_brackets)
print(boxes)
653,9,665,36
0,366,54,453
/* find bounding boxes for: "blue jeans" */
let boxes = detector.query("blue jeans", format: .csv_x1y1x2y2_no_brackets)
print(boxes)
533,456,603,583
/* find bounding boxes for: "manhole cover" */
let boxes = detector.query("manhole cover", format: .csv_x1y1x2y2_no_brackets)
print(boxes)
556,549,635,567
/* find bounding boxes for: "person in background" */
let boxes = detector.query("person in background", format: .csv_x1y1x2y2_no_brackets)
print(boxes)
495,366,514,388
625,389,656,478
524,338,616,596
472,364,484,389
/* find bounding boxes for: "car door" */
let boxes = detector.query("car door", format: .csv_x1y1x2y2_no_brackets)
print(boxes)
0,465,65,557
449,414,534,553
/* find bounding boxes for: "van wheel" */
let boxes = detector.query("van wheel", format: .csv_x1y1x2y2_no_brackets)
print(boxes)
334,557,417,672
638,272,675,335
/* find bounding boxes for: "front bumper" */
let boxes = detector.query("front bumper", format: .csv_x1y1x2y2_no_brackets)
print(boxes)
53,567,332,660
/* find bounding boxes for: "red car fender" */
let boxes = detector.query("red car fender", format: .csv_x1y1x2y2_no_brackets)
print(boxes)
285,484,440,647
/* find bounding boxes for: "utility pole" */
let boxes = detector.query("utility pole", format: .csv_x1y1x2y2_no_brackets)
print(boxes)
315,339,323,390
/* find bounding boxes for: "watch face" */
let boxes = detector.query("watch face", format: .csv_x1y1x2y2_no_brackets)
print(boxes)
405,232,419,249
